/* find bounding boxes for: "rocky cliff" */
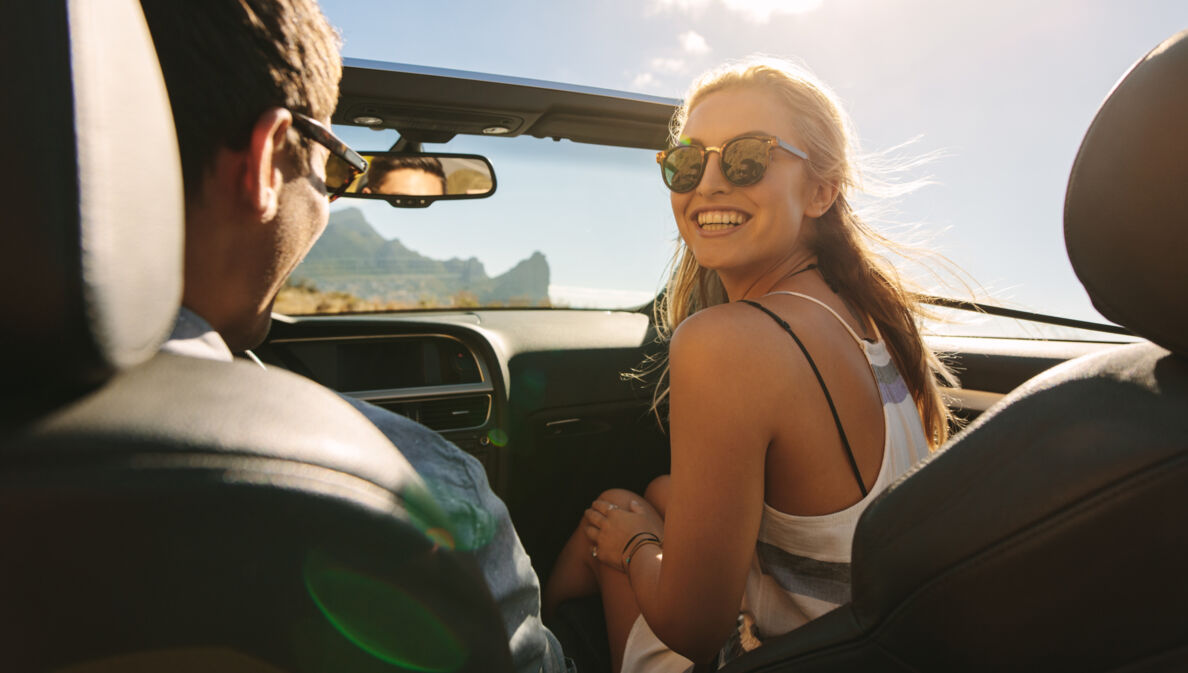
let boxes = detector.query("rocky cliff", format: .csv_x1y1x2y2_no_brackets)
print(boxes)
292,207,550,307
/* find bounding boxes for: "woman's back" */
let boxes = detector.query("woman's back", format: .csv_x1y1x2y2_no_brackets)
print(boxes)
728,288,929,652
744,279,887,517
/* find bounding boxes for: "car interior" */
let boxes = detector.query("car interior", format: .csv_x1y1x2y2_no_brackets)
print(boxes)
1,0,1184,671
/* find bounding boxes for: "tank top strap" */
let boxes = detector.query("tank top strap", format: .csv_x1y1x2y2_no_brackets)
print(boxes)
762,291,876,346
739,299,869,498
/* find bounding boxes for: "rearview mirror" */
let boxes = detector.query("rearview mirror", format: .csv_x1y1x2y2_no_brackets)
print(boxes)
333,152,496,208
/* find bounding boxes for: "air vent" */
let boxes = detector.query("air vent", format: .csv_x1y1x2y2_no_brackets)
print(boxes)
376,394,491,431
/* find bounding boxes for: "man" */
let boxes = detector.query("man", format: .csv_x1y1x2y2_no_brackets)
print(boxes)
362,155,448,196
138,2,564,671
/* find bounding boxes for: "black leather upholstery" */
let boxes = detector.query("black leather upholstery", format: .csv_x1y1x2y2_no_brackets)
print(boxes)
1065,30,1188,355
719,29,1188,673
0,0,183,417
0,1,513,671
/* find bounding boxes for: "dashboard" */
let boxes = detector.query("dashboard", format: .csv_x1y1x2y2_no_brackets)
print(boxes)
256,308,1119,578
256,309,671,575
262,331,499,472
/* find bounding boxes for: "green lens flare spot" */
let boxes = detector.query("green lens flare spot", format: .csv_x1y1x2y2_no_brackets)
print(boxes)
486,428,508,447
304,554,467,672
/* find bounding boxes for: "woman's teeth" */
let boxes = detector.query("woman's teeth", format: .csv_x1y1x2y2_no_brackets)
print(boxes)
697,210,749,231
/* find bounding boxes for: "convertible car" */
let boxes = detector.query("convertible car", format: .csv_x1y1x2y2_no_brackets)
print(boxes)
2,2,1185,672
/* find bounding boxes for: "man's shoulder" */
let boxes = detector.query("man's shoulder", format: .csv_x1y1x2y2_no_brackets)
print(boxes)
339,395,485,482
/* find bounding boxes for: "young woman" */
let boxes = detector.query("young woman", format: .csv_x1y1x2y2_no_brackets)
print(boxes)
543,59,955,672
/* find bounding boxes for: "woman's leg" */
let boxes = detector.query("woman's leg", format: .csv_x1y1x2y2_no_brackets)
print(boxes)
543,513,603,617
645,475,671,519
543,488,645,615
544,483,672,672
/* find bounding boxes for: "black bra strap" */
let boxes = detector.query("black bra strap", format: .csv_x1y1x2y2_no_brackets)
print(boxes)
740,300,868,498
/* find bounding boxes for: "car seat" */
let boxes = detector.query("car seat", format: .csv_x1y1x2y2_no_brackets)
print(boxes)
0,2,513,671
717,28,1188,673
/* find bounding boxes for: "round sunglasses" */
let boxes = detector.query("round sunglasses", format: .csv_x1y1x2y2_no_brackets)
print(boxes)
656,135,808,193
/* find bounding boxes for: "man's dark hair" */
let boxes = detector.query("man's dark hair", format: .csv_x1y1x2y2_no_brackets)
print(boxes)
364,155,448,194
140,0,341,201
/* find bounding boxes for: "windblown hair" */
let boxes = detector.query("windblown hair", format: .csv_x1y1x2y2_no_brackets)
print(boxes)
140,0,342,202
650,58,957,448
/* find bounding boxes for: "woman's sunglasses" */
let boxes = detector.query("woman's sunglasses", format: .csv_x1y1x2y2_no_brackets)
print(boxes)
290,112,368,202
656,135,808,193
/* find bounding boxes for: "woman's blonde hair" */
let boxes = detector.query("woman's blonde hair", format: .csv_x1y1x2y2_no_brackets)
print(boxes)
648,57,957,448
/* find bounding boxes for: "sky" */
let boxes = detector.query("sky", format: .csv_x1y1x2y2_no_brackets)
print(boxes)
319,0,1188,322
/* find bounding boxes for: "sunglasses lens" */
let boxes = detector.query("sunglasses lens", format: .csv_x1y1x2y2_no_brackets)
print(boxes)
324,154,357,192
662,146,705,193
722,138,770,186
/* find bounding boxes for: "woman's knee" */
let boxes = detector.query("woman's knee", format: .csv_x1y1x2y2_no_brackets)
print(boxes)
596,488,643,509
644,475,671,517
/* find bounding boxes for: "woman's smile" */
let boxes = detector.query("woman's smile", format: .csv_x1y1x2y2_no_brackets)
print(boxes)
693,207,751,234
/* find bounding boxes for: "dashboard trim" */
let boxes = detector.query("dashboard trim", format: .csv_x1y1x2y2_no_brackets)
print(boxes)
347,382,494,401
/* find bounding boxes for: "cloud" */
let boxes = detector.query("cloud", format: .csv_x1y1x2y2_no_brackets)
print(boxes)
632,72,660,90
627,31,711,93
651,0,823,23
650,57,688,73
679,30,710,54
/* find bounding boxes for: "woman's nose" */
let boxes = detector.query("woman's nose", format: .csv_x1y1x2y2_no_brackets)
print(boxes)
697,149,731,195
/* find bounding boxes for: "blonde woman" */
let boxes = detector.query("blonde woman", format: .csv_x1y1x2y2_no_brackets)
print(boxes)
543,58,955,672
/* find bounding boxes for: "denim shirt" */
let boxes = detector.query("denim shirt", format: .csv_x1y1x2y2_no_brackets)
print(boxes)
162,308,565,673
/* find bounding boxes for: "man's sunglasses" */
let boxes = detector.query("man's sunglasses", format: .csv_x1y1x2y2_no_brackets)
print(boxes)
290,112,368,202
656,135,808,193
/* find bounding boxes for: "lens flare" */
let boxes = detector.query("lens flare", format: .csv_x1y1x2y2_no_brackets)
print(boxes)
304,553,467,671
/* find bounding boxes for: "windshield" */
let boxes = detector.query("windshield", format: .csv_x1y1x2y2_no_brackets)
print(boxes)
281,0,1187,339
279,130,674,313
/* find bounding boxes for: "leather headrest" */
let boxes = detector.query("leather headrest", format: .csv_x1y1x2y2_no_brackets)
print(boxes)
0,0,183,407
1065,30,1188,355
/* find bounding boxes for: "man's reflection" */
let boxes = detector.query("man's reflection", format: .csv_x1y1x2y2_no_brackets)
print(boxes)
362,155,447,196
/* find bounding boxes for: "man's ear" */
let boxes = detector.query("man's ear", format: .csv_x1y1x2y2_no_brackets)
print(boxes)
807,180,840,218
243,107,293,222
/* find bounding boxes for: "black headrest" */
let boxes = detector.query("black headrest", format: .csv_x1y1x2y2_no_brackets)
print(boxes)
1065,30,1188,355
0,0,183,407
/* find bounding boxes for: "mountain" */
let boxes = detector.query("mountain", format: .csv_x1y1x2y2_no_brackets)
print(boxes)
292,208,550,307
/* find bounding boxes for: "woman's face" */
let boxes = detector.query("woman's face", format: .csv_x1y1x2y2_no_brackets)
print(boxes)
671,86,827,280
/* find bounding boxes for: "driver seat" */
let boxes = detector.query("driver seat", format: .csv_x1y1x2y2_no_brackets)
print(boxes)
0,2,512,671
719,29,1188,673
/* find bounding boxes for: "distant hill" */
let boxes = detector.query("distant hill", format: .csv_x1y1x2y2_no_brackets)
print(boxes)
291,207,550,307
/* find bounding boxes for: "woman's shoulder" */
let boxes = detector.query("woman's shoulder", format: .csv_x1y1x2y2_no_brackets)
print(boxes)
669,301,797,371
671,295,869,373
673,296,837,340
672,301,768,346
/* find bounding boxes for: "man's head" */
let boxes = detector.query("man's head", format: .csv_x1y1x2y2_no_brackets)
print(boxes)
362,155,448,196
141,0,344,350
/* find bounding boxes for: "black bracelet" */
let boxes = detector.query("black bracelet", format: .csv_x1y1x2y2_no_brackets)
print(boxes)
625,538,662,568
622,531,655,555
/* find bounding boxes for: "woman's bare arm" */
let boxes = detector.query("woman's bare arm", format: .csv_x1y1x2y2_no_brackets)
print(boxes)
623,305,776,662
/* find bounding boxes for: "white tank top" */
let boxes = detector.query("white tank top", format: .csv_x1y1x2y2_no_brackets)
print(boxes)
738,291,930,643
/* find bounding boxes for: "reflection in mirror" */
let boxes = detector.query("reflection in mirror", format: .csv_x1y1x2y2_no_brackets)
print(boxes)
334,152,495,201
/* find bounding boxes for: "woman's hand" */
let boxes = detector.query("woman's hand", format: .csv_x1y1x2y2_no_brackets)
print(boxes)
583,496,664,571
